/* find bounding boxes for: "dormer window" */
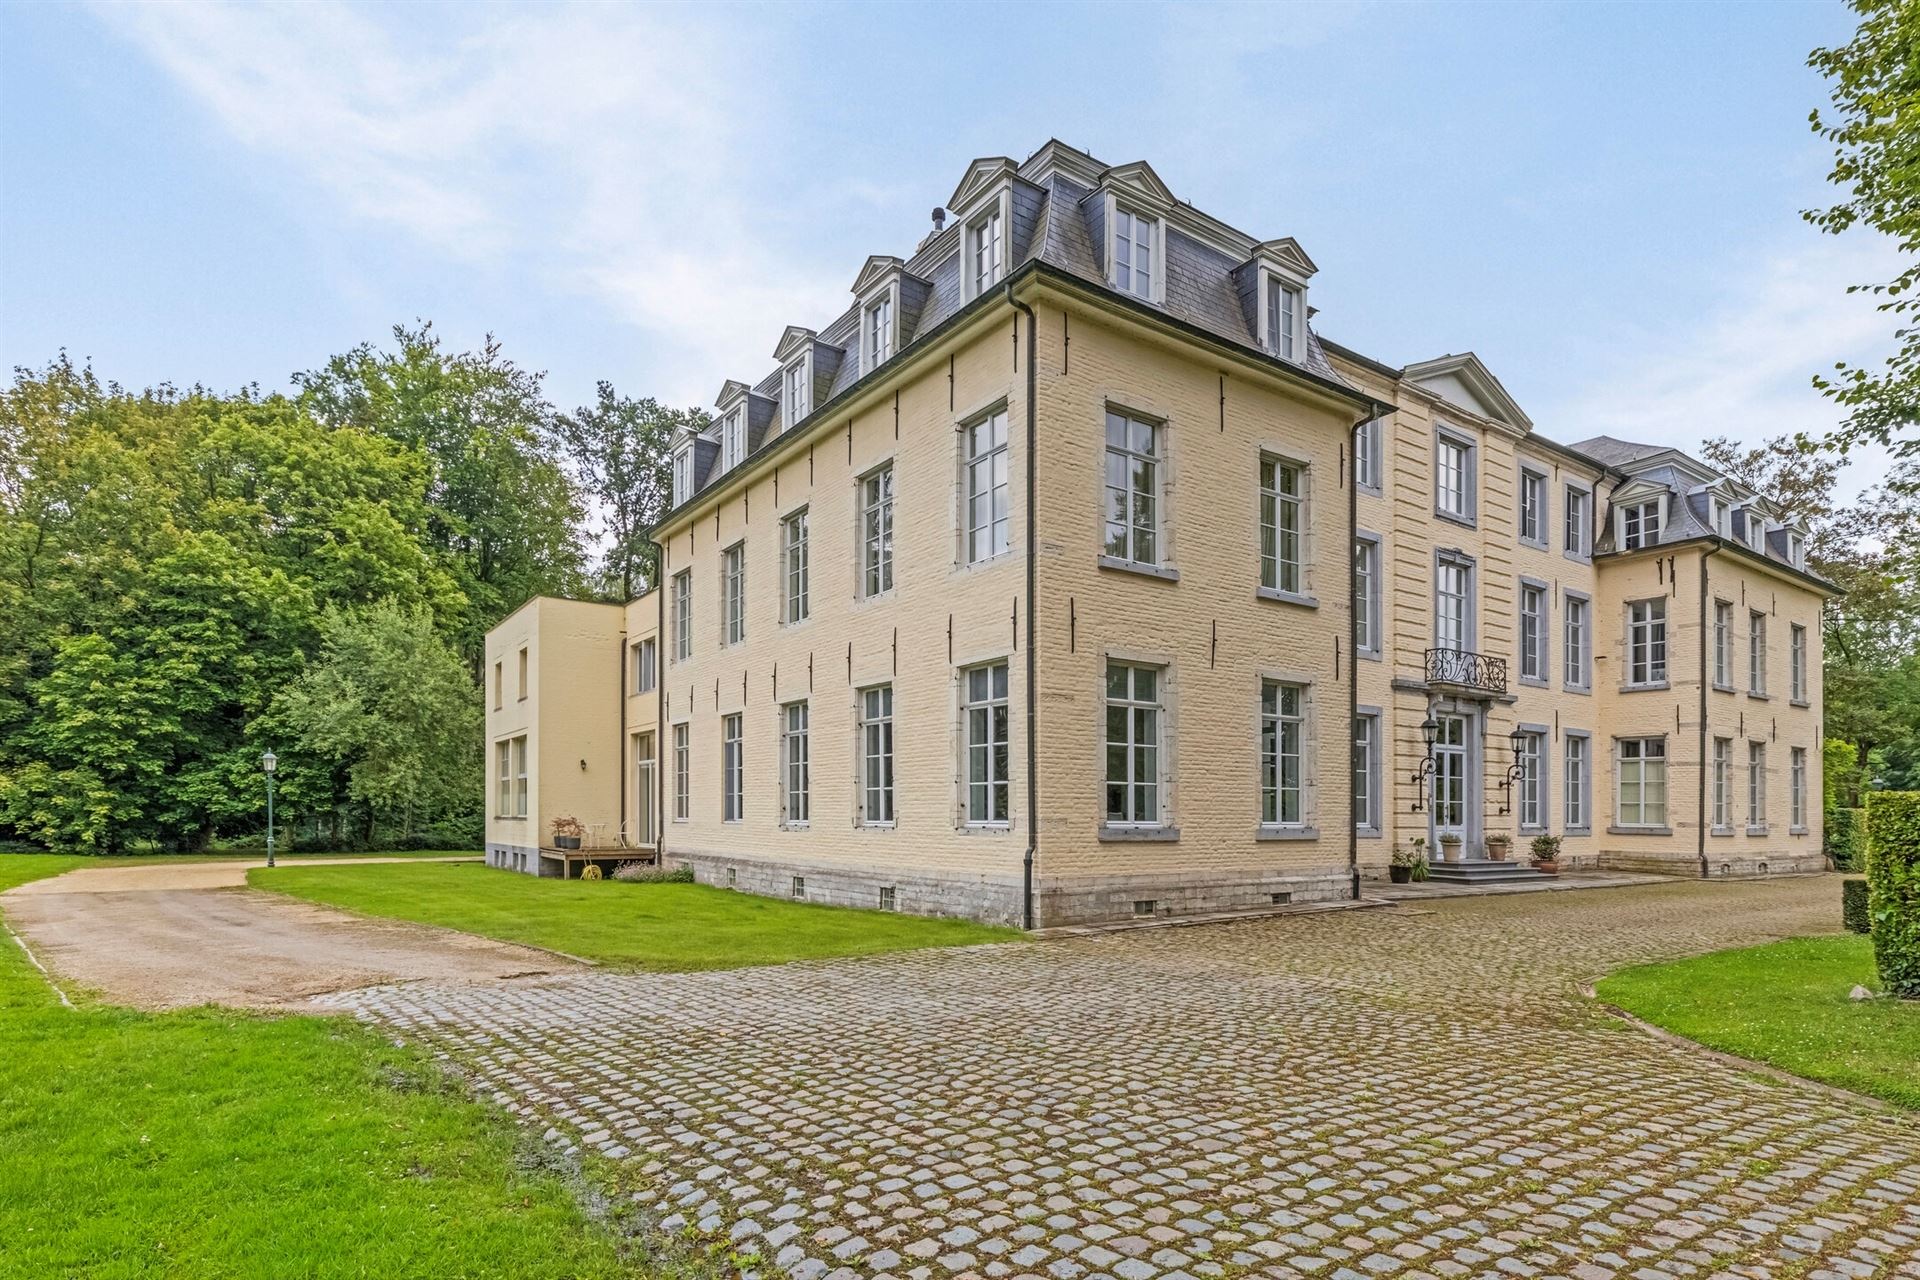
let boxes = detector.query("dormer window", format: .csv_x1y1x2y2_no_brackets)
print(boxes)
1744,510,1766,551
866,294,894,368
970,208,1004,294
672,446,692,506
1620,498,1661,550
1712,497,1731,537
1267,278,1304,362
720,409,744,472
1785,529,1804,567
784,357,811,424
1113,207,1155,299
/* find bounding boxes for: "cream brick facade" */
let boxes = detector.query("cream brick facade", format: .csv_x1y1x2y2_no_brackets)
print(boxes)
483,141,1836,923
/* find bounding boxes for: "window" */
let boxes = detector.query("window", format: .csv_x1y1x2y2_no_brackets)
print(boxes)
971,208,1004,293
1564,594,1590,689
1259,680,1305,826
721,542,745,647
1354,712,1380,831
866,293,894,368
860,464,895,597
784,358,810,424
1354,538,1380,656
1791,746,1807,828
1748,611,1767,694
721,713,743,823
1519,582,1548,683
1516,731,1545,830
1267,278,1303,361
1713,601,1734,688
1436,434,1473,520
1436,556,1471,652
493,739,511,816
631,638,656,694
782,702,809,826
1712,738,1733,828
791,875,805,899
1259,456,1305,595
1747,741,1766,827
672,447,692,506
517,647,529,700
1564,734,1589,830
1712,496,1732,538
671,724,690,820
1104,661,1162,825
962,663,1010,825
1103,410,1161,566
720,409,744,472
1790,624,1807,701
493,661,503,710
1113,207,1154,299
672,571,692,661
1785,529,1805,567
1519,468,1547,546
965,409,1010,563
859,685,895,825
1564,485,1590,557
1355,417,1382,492
1616,738,1668,828
783,510,809,623
1620,498,1661,550
1627,599,1667,686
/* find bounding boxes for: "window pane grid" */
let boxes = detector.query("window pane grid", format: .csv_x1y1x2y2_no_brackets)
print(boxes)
963,663,1011,825
1259,458,1304,594
862,466,894,597
1104,411,1160,565
722,543,745,646
672,724,689,820
1260,681,1304,826
861,685,895,825
721,714,743,823
1104,662,1162,824
966,411,1011,563
783,703,809,825
784,511,810,623
1628,600,1667,685
1617,738,1667,827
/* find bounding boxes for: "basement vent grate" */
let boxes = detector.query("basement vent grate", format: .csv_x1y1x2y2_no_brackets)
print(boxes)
1271,891,1293,905
1133,899,1157,918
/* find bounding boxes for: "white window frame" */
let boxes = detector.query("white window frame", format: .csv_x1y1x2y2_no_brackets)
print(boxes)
1103,409,1163,567
1712,737,1733,829
1626,598,1668,687
720,541,746,647
1564,483,1591,560
1518,579,1549,685
1518,466,1548,548
493,739,512,817
970,206,1005,295
1103,661,1164,827
671,723,690,821
1790,623,1807,702
632,637,656,694
1619,498,1661,551
510,735,528,817
1354,535,1382,658
866,292,894,369
1748,610,1767,695
1354,709,1382,834
1259,680,1306,828
1563,590,1591,691
782,508,809,624
720,409,745,473
961,662,1011,827
1111,205,1158,301
963,407,1011,565
782,701,809,828
720,712,743,824
672,570,692,662
1713,600,1734,689
1435,553,1475,653
1266,276,1304,363
672,446,693,507
1615,737,1668,829
1785,529,1805,567
858,684,895,827
1435,430,1475,523
784,355,811,425
860,463,895,598
1355,417,1383,494
1747,740,1766,829
1516,729,1546,832
1791,746,1807,829
1259,454,1307,597
1564,731,1591,832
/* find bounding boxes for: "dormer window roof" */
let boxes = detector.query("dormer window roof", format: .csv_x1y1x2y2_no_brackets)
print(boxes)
1087,162,1175,305
849,255,929,376
713,380,752,474
948,157,1019,303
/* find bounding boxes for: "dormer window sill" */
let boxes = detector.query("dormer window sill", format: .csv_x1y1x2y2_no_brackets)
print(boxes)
1255,586,1317,608
1098,556,1180,583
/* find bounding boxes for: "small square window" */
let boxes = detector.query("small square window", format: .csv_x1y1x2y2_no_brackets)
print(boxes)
1133,899,1157,918
726,867,737,888
791,875,805,900
879,886,897,912
1270,891,1293,906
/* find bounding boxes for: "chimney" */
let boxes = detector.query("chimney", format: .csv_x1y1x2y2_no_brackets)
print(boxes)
917,207,949,252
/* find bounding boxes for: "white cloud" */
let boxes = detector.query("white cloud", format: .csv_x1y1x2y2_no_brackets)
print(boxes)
89,0,843,405
1541,232,1905,501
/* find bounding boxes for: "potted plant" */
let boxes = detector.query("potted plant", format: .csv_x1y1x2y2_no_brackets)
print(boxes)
551,815,585,850
1438,831,1465,863
1389,843,1427,884
1485,832,1512,862
1529,833,1562,874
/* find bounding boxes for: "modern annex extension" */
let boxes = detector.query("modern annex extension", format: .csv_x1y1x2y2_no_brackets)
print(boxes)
484,140,1837,927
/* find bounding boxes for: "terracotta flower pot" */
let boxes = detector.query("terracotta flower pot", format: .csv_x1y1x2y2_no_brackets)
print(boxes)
1439,838,1465,863
1533,859,1559,874
1486,836,1512,862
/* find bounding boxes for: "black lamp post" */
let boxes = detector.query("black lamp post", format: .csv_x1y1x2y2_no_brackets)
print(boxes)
1409,715,1440,812
1498,725,1527,816
262,749,278,868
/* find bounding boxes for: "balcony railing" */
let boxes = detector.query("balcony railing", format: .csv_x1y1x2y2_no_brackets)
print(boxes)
1425,647,1508,695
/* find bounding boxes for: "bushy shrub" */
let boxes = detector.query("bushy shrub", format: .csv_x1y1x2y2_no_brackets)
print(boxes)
611,861,695,884
1826,807,1866,871
1843,877,1871,935
1864,791,1920,996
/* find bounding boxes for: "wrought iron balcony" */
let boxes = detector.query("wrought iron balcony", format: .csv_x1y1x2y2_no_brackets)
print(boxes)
1425,647,1508,695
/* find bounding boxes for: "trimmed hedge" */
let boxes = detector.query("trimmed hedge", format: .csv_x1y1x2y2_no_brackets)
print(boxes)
1826,807,1867,871
1843,877,1871,934
1864,791,1920,997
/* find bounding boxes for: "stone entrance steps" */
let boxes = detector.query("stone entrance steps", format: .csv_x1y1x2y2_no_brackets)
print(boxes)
1424,858,1552,885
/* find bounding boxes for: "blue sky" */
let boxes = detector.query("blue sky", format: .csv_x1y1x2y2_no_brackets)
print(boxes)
0,1,1898,492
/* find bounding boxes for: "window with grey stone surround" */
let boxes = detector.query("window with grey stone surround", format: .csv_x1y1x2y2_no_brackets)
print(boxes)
1518,578,1549,686
1355,708,1382,834
1435,429,1476,525
1563,590,1591,691
1354,534,1382,658
1518,465,1548,548
1563,731,1591,832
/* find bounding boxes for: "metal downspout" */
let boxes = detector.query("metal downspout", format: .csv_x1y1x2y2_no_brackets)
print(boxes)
1349,418,1362,900
1006,280,1039,930
1697,545,1716,880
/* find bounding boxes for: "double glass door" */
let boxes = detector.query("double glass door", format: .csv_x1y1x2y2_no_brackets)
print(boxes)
1431,714,1469,844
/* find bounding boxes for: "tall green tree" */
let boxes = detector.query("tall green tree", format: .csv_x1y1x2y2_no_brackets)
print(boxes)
295,324,587,657
1807,0,1920,453
557,384,704,600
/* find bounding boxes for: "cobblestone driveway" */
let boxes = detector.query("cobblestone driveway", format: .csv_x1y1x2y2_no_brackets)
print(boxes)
328,878,1920,1279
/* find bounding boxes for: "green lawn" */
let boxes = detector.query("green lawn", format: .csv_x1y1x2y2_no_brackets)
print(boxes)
2,847,478,868
0,854,635,1278
1597,935,1920,1111
252,860,1021,970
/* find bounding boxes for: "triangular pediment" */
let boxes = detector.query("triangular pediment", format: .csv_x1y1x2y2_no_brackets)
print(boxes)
1611,477,1672,505
1402,352,1533,431
851,255,905,298
946,156,1017,219
713,379,751,410
772,326,817,362
1100,160,1175,206
1251,237,1318,279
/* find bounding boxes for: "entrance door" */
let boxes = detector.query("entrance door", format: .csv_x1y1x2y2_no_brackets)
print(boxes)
1431,713,1468,847
633,732,655,847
